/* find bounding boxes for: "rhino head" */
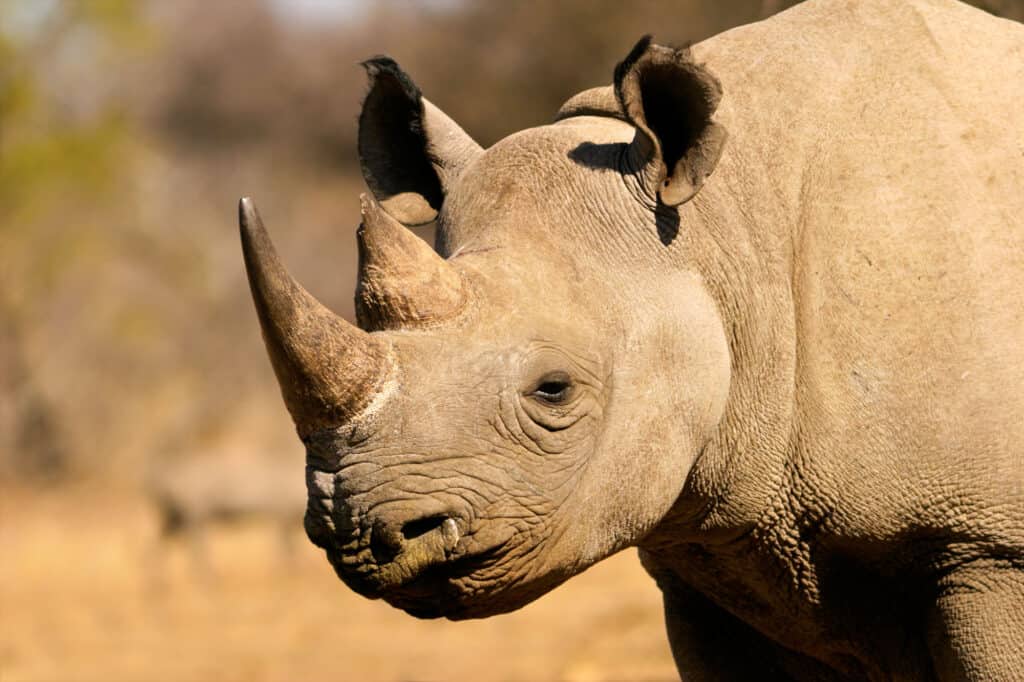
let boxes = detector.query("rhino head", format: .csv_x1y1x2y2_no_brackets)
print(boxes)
240,38,732,619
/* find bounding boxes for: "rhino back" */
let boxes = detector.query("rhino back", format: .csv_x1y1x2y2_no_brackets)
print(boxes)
695,0,1023,549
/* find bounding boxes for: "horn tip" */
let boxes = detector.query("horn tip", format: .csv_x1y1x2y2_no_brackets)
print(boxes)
239,197,269,247
359,193,379,219
238,196,257,227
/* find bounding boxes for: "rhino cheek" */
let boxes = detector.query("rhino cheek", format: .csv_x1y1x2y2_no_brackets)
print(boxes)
562,273,731,563
298,340,606,612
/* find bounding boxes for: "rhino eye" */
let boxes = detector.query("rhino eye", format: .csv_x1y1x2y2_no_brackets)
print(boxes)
530,372,573,404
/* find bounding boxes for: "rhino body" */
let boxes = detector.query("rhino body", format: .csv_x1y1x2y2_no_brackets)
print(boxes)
148,450,306,572
239,0,1023,679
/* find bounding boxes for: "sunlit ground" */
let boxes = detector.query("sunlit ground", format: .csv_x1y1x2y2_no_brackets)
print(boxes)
1,485,676,682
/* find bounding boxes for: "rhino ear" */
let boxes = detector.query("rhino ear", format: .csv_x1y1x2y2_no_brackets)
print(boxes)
555,85,624,122
614,36,727,207
358,57,483,226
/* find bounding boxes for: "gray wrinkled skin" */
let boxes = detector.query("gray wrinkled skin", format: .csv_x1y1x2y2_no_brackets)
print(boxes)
241,0,1024,679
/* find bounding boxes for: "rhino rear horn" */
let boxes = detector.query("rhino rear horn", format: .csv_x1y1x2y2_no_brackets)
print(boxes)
239,197,390,436
358,57,483,226
355,194,466,331
614,36,728,207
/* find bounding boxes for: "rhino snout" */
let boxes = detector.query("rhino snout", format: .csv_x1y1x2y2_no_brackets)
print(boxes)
309,497,467,596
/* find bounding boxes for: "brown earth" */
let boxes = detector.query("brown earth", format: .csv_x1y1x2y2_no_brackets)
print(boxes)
0,486,676,682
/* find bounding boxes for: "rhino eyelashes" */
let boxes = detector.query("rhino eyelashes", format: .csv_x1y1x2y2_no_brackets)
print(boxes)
530,372,574,404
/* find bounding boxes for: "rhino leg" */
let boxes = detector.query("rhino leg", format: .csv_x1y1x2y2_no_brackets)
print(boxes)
927,564,1024,681
657,575,793,681
644,556,846,681
162,506,215,583
184,522,215,582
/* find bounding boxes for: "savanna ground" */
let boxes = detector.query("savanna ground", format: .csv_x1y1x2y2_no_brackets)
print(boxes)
1,484,675,682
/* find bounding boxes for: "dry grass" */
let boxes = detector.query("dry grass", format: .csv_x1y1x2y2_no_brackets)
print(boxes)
0,485,676,682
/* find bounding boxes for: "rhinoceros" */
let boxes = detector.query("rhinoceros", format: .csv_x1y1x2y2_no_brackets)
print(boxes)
147,449,306,575
238,0,1023,678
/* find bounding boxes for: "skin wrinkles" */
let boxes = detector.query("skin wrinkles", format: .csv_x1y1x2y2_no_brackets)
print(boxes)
515,395,595,437
310,176,723,614
243,11,1024,676
325,497,534,584
446,450,585,602
357,475,485,508
479,429,583,503
444,504,579,605
419,508,553,602
308,387,583,606
323,431,587,613
350,475,498,523
502,396,590,458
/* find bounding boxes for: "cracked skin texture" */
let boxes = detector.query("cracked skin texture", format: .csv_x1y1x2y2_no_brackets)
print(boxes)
242,0,1023,679
635,1,1024,678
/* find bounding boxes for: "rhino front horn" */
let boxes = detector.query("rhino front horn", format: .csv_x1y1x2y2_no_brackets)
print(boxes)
239,197,390,436
355,194,467,330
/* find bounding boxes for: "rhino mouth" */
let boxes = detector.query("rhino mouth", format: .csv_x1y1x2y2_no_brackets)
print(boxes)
376,549,506,618
308,505,514,617
322,539,510,618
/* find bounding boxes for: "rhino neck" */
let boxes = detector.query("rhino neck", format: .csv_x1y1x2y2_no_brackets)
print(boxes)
644,148,803,547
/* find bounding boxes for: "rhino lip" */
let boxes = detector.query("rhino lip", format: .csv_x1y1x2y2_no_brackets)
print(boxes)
380,550,503,618
326,532,508,611
381,565,460,618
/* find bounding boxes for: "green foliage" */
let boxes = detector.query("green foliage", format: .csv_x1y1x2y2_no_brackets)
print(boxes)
0,113,123,216
0,1,142,218
0,0,147,478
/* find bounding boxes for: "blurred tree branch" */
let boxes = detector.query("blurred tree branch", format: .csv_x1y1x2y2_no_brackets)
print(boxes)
0,0,1019,481
0,0,146,478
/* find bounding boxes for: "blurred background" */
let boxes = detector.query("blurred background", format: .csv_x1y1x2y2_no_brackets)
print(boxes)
2,1,1021,680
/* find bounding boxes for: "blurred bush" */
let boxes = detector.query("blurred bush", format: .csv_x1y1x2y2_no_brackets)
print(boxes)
1,1,145,478
1,0,1020,482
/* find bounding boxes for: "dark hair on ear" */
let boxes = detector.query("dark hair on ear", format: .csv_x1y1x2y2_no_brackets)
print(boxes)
361,57,421,99
613,35,653,101
361,57,425,138
613,37,724,186
358,56,443,214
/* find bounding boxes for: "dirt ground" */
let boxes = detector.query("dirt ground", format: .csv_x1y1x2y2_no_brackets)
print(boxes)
0,485,677,682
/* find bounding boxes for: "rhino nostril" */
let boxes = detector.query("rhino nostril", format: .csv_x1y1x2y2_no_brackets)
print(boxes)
368,514,460,566
401,515,450,541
